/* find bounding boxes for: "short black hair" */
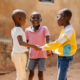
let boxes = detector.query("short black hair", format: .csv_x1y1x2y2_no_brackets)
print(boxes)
12,9,26,23
31,11,41,17
61,8,72,21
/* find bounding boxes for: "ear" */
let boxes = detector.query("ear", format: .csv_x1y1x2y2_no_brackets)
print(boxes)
62,14,65,19
40,18,42,22
19,17,22,21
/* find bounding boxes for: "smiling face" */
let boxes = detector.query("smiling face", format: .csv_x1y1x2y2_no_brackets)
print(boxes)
30,13,42,28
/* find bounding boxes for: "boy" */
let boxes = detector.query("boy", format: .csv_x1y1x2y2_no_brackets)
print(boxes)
41,8,77,80
25,11,50,80
11,9,40,80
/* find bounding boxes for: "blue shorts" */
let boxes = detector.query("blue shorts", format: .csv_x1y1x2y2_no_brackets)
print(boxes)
26,58,46,71
57,55,73,80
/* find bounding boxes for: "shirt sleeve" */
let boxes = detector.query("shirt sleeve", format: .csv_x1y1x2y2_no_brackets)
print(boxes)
44,26,50,36
44,29,73,50
16,28,23,37
25,29,29,40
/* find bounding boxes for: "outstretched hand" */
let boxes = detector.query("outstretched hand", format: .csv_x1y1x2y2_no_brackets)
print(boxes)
33,45,42,51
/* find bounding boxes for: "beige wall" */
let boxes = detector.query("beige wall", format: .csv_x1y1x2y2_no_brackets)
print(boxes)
0,0,36,38
0,0,80,39
36,0,80,39
35,0,61,39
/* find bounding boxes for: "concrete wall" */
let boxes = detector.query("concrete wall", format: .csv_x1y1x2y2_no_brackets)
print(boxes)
59,0,80,38
36,0,80,39
0,0,36,38
0,0,80,39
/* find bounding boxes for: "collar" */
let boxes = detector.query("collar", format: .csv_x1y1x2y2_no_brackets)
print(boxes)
63,24,72,30
27,25,41,32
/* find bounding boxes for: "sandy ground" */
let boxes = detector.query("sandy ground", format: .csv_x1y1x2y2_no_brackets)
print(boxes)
0,62,80,80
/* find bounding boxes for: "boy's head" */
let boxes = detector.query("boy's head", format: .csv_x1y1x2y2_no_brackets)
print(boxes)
57,8,72,27
12,9,26,26
30,11,42,27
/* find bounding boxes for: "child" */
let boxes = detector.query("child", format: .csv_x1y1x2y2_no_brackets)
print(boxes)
11,9,40,80
41,8,77,80
25,11,50,80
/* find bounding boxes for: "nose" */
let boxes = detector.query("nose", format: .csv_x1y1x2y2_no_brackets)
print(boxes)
34,18,38,20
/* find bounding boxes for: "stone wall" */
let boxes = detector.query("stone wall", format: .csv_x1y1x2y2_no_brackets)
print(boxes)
0,39,80,73
0,40,15,73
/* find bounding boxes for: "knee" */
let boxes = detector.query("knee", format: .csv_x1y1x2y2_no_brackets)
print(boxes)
38,71,43,78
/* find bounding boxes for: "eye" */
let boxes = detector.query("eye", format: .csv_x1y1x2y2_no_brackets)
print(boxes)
31,17,40,20
32,17,35,19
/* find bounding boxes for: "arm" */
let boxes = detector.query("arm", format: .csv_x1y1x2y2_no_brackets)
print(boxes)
26,39,30,49
46,36,50,43
44,40,62,50
17,35,41,50
44,26,50,44
45,27,54,56
44,29,73,50
46,36,54,56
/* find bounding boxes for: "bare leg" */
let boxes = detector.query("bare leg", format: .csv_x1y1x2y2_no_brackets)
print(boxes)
38,71,43,80
28,70,34,80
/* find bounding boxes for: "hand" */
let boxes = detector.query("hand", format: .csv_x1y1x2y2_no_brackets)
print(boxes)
46,51,54,57
34,45,42,51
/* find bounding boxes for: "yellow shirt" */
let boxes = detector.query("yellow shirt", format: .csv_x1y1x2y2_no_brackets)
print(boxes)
44,25,77,56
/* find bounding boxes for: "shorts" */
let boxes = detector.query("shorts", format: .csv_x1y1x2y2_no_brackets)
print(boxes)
26,58,46,71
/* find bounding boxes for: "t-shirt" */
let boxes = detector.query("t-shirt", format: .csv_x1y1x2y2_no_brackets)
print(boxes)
11,27,28,53
25,26,50,59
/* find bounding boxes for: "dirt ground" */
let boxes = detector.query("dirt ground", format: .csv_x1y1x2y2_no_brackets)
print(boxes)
0,62,80,80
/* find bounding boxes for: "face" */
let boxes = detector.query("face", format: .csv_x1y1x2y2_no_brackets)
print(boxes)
57,12,64,27
30,14,42,27
20,14,26,26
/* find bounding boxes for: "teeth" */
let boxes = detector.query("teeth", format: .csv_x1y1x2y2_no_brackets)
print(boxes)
35,22,38,23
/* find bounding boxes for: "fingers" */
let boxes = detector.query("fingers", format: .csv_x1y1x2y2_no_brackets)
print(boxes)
46,51,53,57
47,55,52,57
34,46,42,51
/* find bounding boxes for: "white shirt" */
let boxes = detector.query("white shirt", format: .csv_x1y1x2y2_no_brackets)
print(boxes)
11,27,28,52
